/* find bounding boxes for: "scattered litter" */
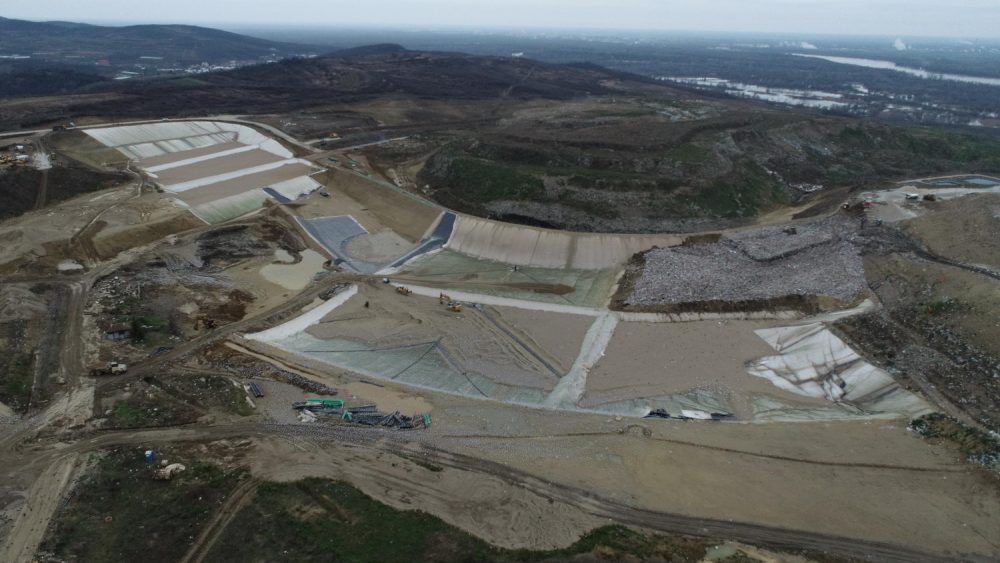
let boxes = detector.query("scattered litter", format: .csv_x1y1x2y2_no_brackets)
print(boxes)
153,463,186,480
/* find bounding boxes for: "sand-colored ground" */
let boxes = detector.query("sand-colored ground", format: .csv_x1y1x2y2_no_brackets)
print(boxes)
259,249,327,291
176,163,315,206
321,168,440,242
489,306,595,373
395,250,619,308
247,435,602,550
137,141,246,168
151,149,285,186
0,184,197,272
431,401,1000,558
903,192,1000,270
581,320,829,417
303,284,582,390
341,381,434,414
218,337,1000,558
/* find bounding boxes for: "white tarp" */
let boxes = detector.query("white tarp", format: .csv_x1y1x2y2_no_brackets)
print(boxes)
747,322,933,417
84,121,292,160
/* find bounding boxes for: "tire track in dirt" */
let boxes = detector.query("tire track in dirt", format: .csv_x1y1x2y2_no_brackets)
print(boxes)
0,454,79,563
439,431,965,473
36,423,965,563
178,477,261,563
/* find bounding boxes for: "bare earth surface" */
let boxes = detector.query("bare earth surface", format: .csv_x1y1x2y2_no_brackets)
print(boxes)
903,193,1000,270
581,320,827,417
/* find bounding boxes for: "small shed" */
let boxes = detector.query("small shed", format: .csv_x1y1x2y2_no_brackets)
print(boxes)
103,322,132,341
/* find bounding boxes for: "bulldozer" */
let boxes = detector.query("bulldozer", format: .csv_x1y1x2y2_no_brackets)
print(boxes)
446,302,464,313
395,286,412,296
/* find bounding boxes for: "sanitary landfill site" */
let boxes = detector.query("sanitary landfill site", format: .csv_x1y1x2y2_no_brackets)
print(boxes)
2,106,1000,560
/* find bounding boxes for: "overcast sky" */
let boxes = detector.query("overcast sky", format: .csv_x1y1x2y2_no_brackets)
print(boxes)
4,0,999,38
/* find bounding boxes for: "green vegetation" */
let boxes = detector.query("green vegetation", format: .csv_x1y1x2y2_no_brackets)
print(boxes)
108,296,174,347
925,298,963,317
209,479,741,563
40,448,244,563
106,374,252,428
665,143,712,164
0,164,128,222
109,401,151,427
910,413,1000,473
0,352,33,413
689,161,787,218
444,158,545,204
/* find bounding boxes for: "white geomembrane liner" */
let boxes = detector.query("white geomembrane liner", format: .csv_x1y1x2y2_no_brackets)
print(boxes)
84,121,280,156
163,159,307,193
747,322,933,418
248,285,358,342
268,176,322,200
83,121,316,223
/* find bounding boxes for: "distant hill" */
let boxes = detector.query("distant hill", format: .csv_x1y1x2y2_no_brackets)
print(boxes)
0,61,108,97
0,17,316,66
202,47,622,100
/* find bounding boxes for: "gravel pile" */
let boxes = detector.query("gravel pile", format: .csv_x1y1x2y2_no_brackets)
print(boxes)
726,217,851,261
628,217,866,305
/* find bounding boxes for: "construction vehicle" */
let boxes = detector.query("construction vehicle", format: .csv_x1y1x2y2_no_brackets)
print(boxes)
447,302,464,313
438,292,451,304
396,286,412,296
90,361,127,376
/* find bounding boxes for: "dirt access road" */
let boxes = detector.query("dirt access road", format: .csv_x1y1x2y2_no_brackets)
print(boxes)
2,421,975,563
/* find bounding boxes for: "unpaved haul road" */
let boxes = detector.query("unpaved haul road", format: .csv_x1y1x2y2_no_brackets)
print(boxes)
1,422,967,563
0,454,78,563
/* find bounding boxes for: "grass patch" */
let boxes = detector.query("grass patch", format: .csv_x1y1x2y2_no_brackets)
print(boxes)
40,448,244,563
105,388,200,429
153,374,255,417
925,298,963,316
207,479,774,563
443,158,545,204
910,413,1000,473
665,143,712,164
687,160,787,218
0,352,33,413
109,401,152,427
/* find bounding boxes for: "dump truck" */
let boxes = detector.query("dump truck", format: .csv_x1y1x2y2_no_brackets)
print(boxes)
90,361,127,376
